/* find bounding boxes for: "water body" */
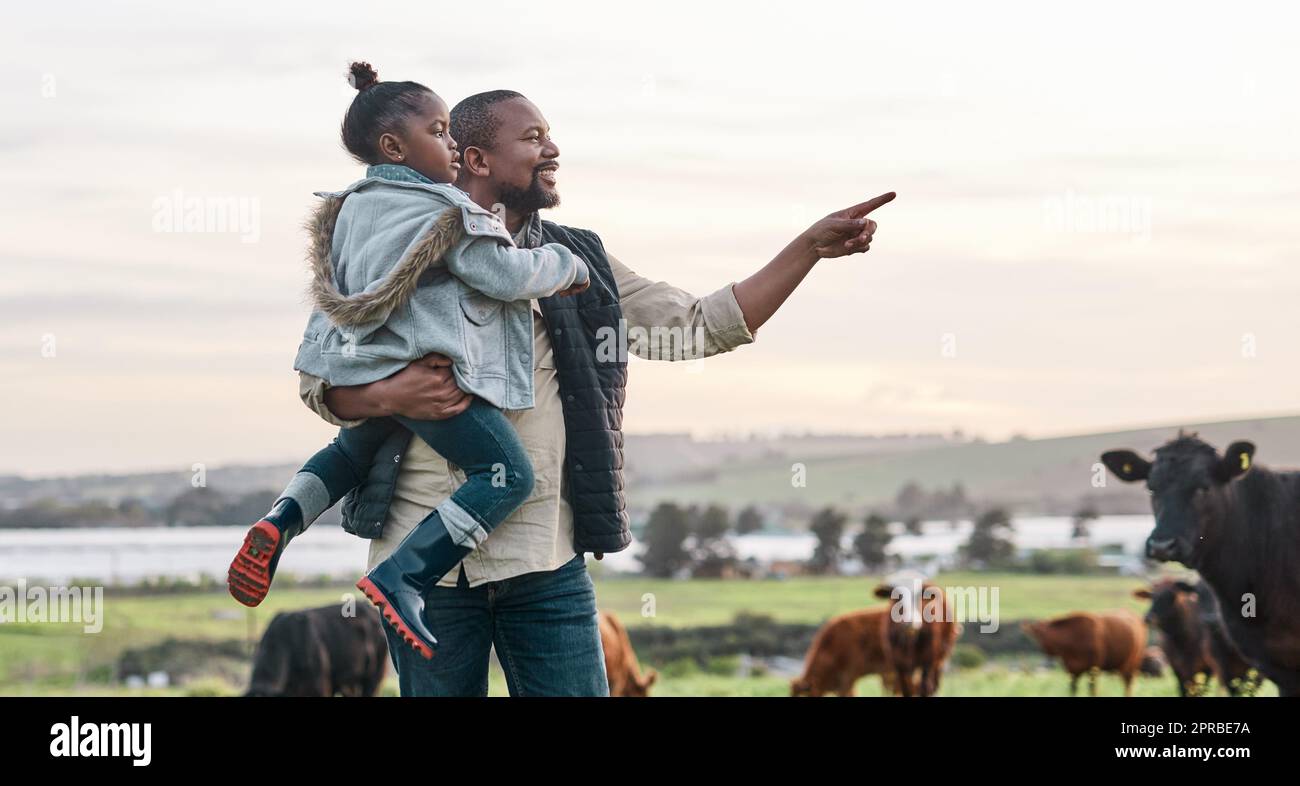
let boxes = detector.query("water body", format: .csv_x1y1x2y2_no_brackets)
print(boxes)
0,515,1155,585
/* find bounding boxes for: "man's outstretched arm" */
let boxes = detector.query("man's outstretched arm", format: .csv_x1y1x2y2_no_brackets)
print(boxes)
613,191,895,358
731,192,895,333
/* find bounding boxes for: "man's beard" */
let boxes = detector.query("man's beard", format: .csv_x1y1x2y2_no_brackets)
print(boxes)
497,170,560,214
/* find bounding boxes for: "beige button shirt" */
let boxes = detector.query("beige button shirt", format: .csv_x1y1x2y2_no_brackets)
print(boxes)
299,242,755,587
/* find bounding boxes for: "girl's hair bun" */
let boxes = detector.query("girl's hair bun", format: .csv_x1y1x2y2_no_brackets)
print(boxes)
347,61,379,92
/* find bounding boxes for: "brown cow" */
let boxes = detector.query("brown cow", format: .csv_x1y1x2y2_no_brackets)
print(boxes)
1102,435,1299,695
1021,610,1146,696
1134,578,1254,696
790,608,898,697
873,580,960,697
598,610,657,697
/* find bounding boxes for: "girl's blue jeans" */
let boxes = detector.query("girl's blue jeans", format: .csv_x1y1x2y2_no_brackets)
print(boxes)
302,397,534,540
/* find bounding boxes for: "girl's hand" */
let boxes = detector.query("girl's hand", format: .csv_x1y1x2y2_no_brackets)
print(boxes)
804,192,896,259
556,279,590,297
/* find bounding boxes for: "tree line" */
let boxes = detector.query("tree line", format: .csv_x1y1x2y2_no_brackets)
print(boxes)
0,487,323,529
638,499,1107,578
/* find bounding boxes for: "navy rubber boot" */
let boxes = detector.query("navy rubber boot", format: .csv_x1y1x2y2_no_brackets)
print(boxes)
356,511,472,659
228,497,304,607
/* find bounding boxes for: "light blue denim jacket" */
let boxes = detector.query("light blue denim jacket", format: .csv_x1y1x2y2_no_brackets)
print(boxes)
293,166,589,410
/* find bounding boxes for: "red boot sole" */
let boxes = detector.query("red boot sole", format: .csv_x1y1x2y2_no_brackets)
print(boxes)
356,576,436,659
227,520,281,607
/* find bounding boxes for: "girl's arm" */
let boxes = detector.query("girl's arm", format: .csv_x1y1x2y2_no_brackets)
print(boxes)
445,237,589,302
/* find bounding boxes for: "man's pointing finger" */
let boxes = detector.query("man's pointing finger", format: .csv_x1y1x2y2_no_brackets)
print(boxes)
850,191,897,217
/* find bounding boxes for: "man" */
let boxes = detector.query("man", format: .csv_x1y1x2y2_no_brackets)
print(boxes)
300,90,893,696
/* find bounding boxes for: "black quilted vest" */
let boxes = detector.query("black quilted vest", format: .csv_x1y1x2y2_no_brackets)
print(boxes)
340,219,631,555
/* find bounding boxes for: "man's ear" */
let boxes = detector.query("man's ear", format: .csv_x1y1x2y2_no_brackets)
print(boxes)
1133,588,1152,600
1214,441,1256,482
1101,450,1151,482
461,146,490,177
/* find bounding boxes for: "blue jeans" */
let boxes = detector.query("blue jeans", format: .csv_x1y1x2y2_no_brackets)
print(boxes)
381,553,610,696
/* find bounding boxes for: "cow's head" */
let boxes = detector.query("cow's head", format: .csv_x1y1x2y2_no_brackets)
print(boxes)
1101,434,1255,565
874,571,942,631
790,676,813,697
1020,618,1073,657
624,668,657,697
1133,578,1198,628
1020,620,1048,650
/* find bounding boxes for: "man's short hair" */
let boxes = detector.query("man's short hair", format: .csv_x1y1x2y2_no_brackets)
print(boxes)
450,90,526,151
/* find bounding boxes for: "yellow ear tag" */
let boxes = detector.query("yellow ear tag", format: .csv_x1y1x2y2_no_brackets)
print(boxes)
1122,463,1132,474
1240,453,1250,471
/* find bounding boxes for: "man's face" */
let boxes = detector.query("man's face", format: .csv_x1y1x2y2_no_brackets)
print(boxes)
481,98,561,213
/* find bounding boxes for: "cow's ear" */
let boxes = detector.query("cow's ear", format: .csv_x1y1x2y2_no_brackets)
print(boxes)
1132,588,1152,600
1214,441,1256,482
873,584,894,599
1101,450,1151,482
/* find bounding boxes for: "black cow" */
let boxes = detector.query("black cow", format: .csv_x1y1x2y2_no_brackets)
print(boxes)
1139,646,1167,678
1103,433,1300,695
246,601,388,697
1134,578,1253,696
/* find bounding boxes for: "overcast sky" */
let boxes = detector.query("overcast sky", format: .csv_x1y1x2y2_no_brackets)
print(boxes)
3,0,1298,475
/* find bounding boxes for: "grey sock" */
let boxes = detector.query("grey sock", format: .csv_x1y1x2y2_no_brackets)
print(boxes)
281,472,330,531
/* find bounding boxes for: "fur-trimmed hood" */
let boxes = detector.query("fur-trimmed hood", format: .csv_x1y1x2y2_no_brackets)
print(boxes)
305,196,464,327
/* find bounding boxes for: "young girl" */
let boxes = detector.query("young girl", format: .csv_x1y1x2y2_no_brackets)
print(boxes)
227,62,589,659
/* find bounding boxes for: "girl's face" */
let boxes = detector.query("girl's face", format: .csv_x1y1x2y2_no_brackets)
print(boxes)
381,93,460,183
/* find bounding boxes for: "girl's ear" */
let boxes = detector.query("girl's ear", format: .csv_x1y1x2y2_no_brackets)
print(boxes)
461,146,490,177
377,132,405,163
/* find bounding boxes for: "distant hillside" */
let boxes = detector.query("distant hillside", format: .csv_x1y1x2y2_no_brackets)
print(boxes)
3,415,1297,524
0,464,302,510
626,415,1300,518
0,432,953,511
623,431,953,485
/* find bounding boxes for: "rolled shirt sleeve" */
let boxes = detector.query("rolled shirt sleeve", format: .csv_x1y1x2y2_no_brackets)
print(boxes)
608,252,755,360
298,371,367,428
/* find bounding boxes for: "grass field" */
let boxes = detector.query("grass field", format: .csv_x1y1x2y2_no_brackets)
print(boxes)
649,663,1279,698
589,569,1156,627
1,571,1271,697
